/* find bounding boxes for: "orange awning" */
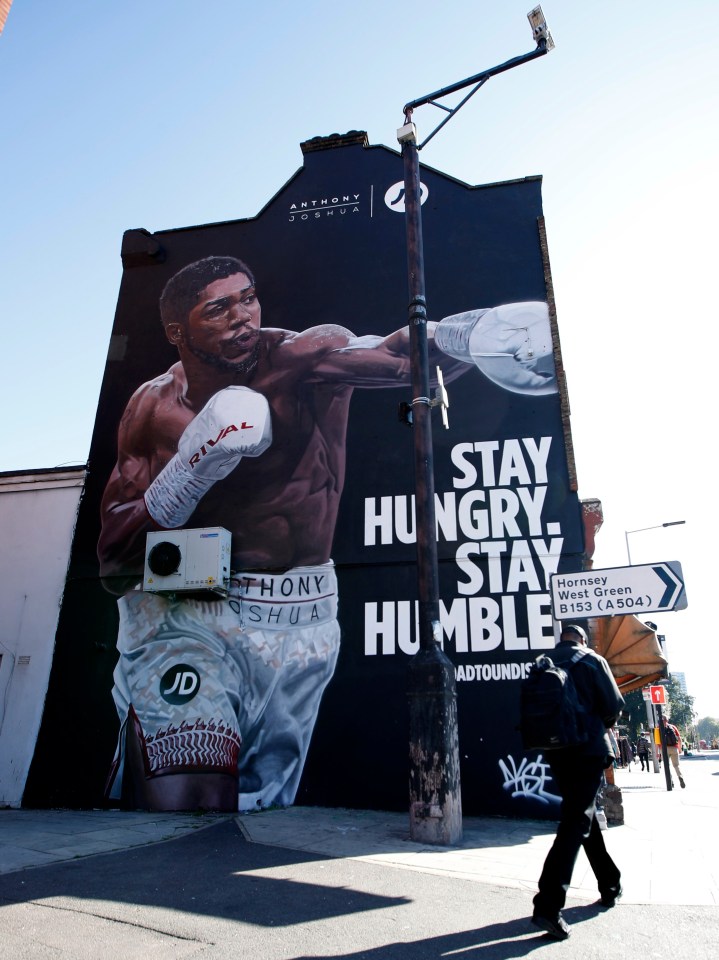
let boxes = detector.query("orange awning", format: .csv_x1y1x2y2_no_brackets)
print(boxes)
589,615,668,694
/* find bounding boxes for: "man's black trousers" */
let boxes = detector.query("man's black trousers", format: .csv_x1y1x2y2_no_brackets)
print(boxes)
533,751,621,916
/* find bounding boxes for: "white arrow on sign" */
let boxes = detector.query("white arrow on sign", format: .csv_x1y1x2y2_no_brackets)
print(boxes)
550,561,687,620
649,685,667,704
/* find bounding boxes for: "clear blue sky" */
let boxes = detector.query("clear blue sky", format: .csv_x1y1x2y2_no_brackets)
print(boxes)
1,1,717,718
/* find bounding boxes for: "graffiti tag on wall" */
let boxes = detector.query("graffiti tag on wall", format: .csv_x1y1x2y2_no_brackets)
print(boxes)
499,753,560,804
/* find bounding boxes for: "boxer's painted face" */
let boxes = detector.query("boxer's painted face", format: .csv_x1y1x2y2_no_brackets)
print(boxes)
179,272,262,373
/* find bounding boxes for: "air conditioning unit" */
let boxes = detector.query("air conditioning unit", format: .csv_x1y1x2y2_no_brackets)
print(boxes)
143,527,232,597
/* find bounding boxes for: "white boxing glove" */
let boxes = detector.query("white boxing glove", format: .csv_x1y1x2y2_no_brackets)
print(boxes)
145,386,272,528
435,302,558,396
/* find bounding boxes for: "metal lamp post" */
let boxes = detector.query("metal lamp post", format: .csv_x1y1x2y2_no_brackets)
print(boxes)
625,520,686,564
399,8,553,845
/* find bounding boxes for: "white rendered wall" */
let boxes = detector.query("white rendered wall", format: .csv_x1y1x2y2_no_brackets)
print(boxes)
0,468,85,806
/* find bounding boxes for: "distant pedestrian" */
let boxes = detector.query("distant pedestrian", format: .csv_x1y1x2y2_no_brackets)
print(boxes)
531,624,625,941
619,736,632,769
637,732,651,771
662,715,686,788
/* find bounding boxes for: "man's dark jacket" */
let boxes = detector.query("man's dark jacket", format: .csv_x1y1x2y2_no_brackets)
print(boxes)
551,639,625,761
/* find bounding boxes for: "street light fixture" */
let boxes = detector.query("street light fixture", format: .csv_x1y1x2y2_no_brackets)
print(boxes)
625,521,686,565
400,9,553,846
527,5,555,49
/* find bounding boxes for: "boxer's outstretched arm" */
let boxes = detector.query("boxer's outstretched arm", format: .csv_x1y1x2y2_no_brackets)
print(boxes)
313,305,557,395
310,323,469,386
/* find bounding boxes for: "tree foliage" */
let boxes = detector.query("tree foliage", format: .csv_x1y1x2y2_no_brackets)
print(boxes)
664,676,695,732
697,717,719,742
619,688,650,741
615,677,695,741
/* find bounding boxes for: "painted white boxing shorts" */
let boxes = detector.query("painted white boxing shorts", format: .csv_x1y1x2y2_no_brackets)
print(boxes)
108,563,340,810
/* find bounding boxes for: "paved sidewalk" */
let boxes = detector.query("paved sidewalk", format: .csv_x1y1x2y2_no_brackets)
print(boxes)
236,756,719,906
0,809,230,874
1,754,717,906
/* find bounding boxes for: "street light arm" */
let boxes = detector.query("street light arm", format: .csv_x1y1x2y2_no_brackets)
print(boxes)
627,521,686,536
404,39,549,114
625,521,686,564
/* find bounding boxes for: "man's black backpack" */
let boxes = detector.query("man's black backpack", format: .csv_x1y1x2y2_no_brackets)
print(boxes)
519,649,588,751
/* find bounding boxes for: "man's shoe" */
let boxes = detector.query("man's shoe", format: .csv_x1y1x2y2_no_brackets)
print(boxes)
531,913,571,940
599,884,623,908
679,777,686,788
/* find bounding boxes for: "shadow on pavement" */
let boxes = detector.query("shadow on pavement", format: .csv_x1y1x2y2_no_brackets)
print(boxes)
0,820,408,926
292,905,604,959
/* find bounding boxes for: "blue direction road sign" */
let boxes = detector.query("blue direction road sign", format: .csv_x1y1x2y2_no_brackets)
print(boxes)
550,561,687,620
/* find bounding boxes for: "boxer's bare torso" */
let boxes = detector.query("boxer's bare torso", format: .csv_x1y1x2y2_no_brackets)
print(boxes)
99,270,466,589
97,271,447,584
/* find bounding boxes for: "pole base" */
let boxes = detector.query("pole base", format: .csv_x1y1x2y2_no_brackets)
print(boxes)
408,644,463,845
409,794,462,845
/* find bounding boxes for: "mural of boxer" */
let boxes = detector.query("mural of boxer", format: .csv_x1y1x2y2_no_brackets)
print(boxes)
25,135,579,818
98,254,557,812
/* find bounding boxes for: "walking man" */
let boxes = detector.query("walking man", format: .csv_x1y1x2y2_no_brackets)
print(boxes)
531,623,625,940
662,715,686,788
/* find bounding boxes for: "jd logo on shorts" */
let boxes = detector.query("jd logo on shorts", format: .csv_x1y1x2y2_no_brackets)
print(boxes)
160,664,201,705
